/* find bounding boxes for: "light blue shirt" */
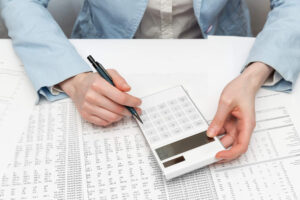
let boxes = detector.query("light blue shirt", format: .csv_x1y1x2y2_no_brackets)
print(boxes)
1,0,300,101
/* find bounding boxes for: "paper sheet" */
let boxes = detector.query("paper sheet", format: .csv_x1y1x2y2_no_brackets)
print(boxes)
0,85,299,200
0,41,37,176
209,90,300,200
0,99,218,199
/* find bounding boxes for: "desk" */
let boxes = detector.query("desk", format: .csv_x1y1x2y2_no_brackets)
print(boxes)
0,37,299,199
72,37,300,119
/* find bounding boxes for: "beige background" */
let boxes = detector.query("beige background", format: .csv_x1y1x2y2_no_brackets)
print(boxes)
0,0,270,38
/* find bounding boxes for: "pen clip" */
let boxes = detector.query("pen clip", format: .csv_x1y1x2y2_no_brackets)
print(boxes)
96,61,113,81
87,55,114,82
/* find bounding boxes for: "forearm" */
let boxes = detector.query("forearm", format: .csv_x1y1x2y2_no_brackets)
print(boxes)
245,0,300,92
241,62,274,92
59,72,92,99
0,0,91,101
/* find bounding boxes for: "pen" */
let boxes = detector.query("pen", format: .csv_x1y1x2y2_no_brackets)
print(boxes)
87,55,143,124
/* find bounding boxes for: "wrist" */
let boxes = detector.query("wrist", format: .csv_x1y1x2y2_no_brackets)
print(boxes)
59,72,91,97
241,62,274,91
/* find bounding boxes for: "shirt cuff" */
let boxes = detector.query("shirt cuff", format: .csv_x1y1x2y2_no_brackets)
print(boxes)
39,87,68,102
263,71,283,87
47,85,64,96
243,61,293,93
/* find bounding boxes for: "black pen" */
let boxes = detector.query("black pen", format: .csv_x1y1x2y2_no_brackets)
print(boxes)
87,55,143,123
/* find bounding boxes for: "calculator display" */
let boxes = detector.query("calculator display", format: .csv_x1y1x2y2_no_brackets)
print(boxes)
155,131,214,161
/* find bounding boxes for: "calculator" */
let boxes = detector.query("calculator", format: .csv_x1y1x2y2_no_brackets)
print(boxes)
136,86,225,180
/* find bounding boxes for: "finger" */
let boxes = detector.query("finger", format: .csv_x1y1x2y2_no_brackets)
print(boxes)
216,159,228,164
219,118,238,147
92,79,142,107
108,69,131,92
216,158,237,164
215,127,226,136
220,134,235,148
85,90,131,116
86,115,110,127
207,97,235,137
216,141,241,162
220,127,226,134
93,107,123,123
216,116,254,160
215,145,241,160
135,107,142,115
83,102,123,123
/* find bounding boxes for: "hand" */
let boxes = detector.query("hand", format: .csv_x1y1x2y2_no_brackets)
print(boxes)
207,62,274,162
59,69,142,126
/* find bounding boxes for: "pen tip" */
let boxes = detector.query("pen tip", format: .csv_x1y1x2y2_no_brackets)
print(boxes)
135,115,143,124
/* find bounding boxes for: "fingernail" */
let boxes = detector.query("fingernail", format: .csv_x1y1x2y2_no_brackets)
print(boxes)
215,152,222,159
207,128,215,137
137,99,142,106
123,83,130,89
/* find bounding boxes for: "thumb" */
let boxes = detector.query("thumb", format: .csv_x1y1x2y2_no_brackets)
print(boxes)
108,69,131,92
207,99,233,138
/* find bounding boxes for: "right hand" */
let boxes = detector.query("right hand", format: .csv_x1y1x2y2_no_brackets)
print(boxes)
59,70,142,126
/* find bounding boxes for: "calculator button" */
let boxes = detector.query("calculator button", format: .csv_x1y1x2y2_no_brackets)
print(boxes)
172,127,182,135
157,125,168,132
161,132,170,139
150,113,160,119
183,123,193,131
140,114,150,123
179,117,189,124
145,129,156,136
162,109,171,115
182,102,190,108
164,114,174,121
147,107,157,113
174,111,184,118
170,105,179,111
149,135,160,143
167,121,178,129
178,96,188,103
185,107,195,114
153,119,163,126
190,113,200,120
158,103,167,109
193,120,204,127
168,99,178,105
142,122,153,129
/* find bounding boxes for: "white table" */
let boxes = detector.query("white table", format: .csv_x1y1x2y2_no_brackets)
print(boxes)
70,37,299,119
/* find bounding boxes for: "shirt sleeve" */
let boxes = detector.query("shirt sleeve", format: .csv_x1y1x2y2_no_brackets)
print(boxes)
244,0,300,92
0,0,91,102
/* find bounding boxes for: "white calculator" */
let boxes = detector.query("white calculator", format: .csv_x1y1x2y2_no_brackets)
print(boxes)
136,86,224,180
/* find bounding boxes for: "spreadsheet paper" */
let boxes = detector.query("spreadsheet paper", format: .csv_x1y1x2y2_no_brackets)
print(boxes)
0,45,37,177
0,90,299,199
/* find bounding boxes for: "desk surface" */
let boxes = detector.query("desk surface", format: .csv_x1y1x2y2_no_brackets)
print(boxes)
70,37,299,118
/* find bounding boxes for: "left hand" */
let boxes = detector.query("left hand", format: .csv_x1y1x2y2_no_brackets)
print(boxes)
207,62,274,162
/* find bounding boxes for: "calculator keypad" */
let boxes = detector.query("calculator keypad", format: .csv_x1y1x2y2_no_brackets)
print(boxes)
140,95,205,144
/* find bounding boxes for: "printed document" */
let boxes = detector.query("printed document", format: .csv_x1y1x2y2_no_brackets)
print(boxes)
0,86,299,199
0,41,36,176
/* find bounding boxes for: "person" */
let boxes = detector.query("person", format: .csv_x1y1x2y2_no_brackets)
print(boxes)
0,0,299,163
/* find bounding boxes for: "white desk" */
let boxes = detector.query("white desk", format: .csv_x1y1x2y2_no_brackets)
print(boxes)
71,37,300,119
0,37,299,199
